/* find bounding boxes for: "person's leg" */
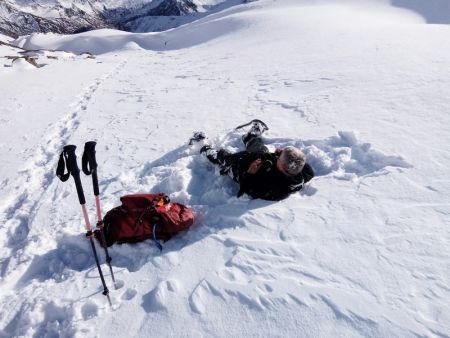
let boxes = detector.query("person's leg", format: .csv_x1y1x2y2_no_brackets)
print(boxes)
200,145,238,178
240,120,269,153
200,145,220,164
242,134,269,154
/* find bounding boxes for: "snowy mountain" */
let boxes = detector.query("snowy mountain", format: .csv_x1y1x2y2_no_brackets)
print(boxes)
0,0,109,38
1,0,450,337
116,0,203,33
0,0,236,38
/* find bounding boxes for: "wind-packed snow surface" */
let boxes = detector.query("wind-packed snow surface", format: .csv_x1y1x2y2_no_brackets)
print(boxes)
1,0,450,337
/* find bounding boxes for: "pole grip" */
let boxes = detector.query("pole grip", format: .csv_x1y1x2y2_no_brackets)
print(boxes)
83,141,100,196
63,145,86,205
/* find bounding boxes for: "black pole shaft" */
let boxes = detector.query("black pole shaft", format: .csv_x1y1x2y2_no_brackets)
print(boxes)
64,145,86,205
98,224,116,286
89,236,111,307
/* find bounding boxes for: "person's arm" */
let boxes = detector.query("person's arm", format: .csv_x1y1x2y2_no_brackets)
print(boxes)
282,163,314,194
302,163,314,183
238,155,291,200
237,154,269,197
247,159,263,174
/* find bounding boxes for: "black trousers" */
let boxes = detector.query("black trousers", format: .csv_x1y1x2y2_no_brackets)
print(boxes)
206,134,268,180
242,134,269,154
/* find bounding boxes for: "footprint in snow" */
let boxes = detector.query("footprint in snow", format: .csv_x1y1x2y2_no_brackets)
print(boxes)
121,288,137,301
81,301,98,320
114,279,125,290
141,280,178,313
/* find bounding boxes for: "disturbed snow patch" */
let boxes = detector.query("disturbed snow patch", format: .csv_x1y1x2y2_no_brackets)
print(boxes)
102,129,412,208
301,131,412,180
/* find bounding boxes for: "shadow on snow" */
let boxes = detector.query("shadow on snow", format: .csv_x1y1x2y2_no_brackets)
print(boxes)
392,0,450,24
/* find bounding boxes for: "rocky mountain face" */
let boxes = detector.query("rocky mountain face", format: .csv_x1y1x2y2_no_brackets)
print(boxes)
116,0,199,32
0,0,230,38
143,0,197,16
0,0,109,38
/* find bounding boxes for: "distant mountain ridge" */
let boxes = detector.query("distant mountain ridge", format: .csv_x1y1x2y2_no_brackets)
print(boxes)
0,0,240,38
0,0,107,38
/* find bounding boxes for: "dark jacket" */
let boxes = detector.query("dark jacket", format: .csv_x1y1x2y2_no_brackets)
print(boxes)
228,151,314,201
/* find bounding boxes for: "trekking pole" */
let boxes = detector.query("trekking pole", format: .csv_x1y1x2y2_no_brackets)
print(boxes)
82,141,117,289
56,145,112,307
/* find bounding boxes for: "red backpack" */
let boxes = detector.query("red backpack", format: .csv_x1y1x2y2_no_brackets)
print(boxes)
95,193,194,249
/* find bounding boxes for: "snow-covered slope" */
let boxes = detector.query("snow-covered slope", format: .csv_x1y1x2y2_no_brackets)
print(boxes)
1,0,450,337
0,33,13,42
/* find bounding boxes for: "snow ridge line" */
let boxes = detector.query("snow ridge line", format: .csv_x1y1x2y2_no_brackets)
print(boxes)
0,60,127,276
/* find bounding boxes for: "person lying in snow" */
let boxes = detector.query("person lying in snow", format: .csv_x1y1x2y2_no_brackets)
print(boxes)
198,120,314,201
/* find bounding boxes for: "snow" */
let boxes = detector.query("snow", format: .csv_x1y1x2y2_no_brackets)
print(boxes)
1,0,450,337
0,33,12,42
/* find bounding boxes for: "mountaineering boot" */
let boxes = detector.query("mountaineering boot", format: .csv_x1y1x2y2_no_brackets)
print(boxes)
200,145,234,176
240,120,269,145
189,131,206,145
200,145,220,164
247,120,268,137
200,144,212,154
235,119,269,134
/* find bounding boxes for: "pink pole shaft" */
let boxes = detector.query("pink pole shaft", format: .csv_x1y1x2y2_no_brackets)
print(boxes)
81,204,92,232
95,195,102,222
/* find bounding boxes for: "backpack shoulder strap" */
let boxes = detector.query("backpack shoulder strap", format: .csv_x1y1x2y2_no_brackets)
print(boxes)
152,224,163,252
